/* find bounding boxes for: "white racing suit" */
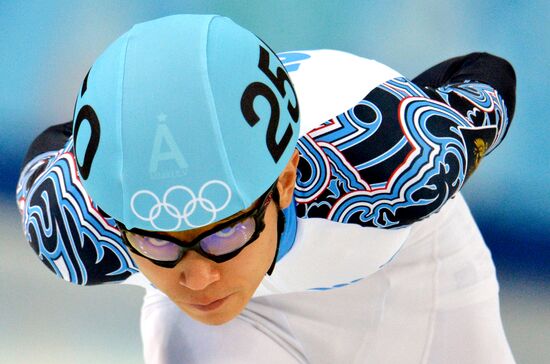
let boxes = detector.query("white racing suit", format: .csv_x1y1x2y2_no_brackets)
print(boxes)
17,50,516,363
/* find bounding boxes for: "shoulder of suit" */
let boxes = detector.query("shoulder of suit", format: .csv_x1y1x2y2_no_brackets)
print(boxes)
279,49,403,134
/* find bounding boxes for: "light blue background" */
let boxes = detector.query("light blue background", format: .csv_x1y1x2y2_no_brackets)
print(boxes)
1,1,548,363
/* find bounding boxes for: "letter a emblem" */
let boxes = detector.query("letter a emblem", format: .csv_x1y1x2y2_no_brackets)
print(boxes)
149,115,188,176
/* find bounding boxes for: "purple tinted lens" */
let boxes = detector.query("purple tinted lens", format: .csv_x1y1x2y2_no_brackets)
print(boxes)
126,233,181,261
200,217,256,255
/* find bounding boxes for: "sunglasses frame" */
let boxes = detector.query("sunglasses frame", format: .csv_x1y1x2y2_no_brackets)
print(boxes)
117,182,277,268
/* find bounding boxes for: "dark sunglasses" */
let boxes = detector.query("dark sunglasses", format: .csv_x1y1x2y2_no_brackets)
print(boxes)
117,182,277,268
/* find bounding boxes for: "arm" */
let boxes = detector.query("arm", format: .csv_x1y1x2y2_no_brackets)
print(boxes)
294,52,516,228
17,122,138,285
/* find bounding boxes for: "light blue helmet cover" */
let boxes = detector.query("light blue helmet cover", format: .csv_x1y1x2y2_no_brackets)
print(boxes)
73,15,300,231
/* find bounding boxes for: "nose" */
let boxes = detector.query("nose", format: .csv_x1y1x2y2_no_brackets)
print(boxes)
177,251,221,290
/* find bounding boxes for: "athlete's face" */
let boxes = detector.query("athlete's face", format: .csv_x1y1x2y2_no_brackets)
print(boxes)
129,151,299,325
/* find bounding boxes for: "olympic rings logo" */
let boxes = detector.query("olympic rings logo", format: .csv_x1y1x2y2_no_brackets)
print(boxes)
130,180,232,231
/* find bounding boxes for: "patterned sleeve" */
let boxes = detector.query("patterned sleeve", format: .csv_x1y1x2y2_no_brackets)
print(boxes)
294,53,516,228
16,122,138,285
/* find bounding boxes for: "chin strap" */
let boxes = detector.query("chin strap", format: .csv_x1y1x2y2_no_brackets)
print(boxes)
266,187,285,276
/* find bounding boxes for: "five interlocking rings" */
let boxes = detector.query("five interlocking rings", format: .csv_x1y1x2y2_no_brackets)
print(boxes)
130,180,232,231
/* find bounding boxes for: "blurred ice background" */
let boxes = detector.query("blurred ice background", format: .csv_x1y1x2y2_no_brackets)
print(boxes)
1,1,548,363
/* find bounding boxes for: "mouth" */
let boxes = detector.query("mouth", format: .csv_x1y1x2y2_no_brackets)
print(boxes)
187,293,233,312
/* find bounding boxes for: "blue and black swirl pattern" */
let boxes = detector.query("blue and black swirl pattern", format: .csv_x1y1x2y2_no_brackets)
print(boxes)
435,82,509,155
295,77,509,227
16,138,138,285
